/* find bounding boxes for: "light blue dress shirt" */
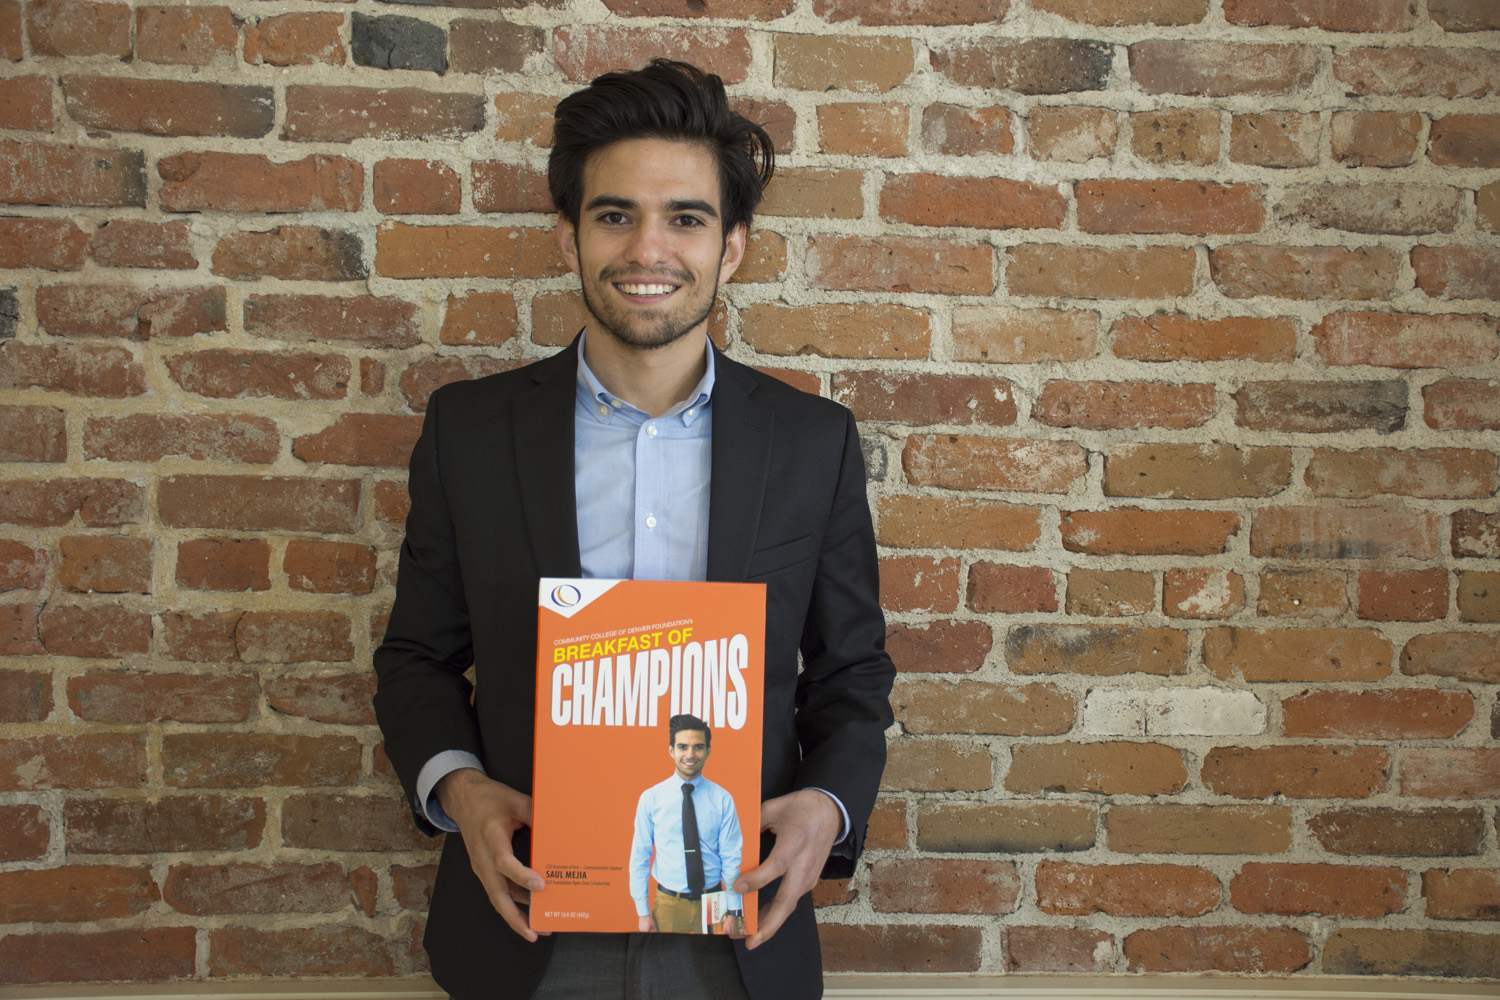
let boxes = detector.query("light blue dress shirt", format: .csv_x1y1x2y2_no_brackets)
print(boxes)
629,773,743,916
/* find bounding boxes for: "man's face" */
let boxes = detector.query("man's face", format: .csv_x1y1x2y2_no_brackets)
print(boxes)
669,729,710,781
557,137,746,352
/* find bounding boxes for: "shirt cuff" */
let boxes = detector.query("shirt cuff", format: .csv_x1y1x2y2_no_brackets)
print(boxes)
806,786,851,844
416,750,486,832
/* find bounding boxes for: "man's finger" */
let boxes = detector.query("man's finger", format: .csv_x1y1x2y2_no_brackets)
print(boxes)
746,885,796,950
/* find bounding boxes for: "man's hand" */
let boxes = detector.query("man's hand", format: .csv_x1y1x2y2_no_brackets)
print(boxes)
436,767,548,942
638,914,657,933
732,788,841,950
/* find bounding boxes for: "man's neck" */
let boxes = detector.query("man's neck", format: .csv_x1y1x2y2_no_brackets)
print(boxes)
582,325,709,418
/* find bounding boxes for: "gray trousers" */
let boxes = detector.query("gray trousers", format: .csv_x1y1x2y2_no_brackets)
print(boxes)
529,932,751,1000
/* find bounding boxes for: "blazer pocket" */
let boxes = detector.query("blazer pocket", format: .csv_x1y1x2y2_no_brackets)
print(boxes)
746,535,816,579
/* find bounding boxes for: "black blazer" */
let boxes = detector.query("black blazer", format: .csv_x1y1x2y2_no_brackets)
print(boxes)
374,339,895,1000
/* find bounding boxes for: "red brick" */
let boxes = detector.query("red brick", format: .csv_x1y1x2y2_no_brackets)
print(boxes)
176,538,270,593
436,292,516,347
773,34,913,92
1027,106,1118,162
1402,749,1500,799
1323,930,1500,977
1424,869,1500,919
360,359,385,396
399,357,518,412
920,103,1010,157
1225,0,1413,29
1235,380,1407,433
0,538,48,589
1332,110,1423,167
1061,507,1240,556
244,293,420,348
167,349,351,401
1107,804,1292,854
284,86,486,142
871,859,1019,914
877,496,1041,551
0,404,66,462
918,802,1096,853
1316,312,1498,368
1007,625,1188,676
1034,0,1207,23
1129,109,1220,165
210,925,394,977
68,670,256,723
1414,246,1500,300
1358,568,1449,621
882,174,1065,230
244,12,346,67
1334,46,1500,98
165,862,355,915
293,414,422,469
84,414,279,464
1402,633,1500,684
0,733,145,790
0,1,16,59
213,225,364,282
265,673,376,725
867,799,905,850
1232,862,1405,918
26,0,130,57
903,435,1086,492
883,738,992,792
1126,926,1310,973
1426,378,1500,430
733,230,789,284
893,679,1071,735
0,140,145,207
1130,41,1318,95
0,604,43,654
1429,0,1500,29
821,924,981,973
816,0,1004,23
1307,447,1495,500
1310,806,1487,857
1206,627,1391,682
136,5,234,65
1005,926,1114,973
760,168,864,220
1203,745,1388,798
952,306,1098,363
89,220,196,270
0,216,86,269
555,24,751,82
1230,111,1319,167
0,927,195,984
1211,244,1400,300
1453,509,1500,559
0,478,144,527
159,152,362,213
37,283,226,339
65,795,265,853
58,535,151,594
741,303,931,359
281,793,432,851
375,222,562,280
236,610,353,663
879,556,961,613
933,38,1112,94
1164,568,1244,620
884,620,991,674
1009,742,1188,795
808,235,992,294
164,733,359,788
1112,314,1296,363
967,563,1056,613
0,803,48,860
374,159,460,215
0,668,49,721
1253,506,1440,561
492,92,556,146
812,878,852,908
1284,689,1473,740
1067,568,1153,617
1280,182,1463,236
1009,245,1195,299
1037,862,1219,916
282,540,377,596
1035,380,1215,430
62,75,272,138
472,161,552,214
38,604,149,657
158,475,360,533
449,18,544,75
0,864,160,923
835,372,1014,426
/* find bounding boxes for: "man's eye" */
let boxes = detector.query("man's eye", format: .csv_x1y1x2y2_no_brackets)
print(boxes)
675,215,706,228
598,211,627,224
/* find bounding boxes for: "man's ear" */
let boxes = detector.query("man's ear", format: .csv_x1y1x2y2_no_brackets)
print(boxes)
717,223,748,286
557,213,580,275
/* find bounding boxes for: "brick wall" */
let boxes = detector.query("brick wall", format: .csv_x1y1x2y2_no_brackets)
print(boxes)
1,0,1498,986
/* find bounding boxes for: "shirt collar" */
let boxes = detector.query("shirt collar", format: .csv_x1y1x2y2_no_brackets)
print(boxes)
575,329,715,427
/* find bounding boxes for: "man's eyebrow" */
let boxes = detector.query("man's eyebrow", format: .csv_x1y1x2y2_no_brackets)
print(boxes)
583,195,720,218
583,195,638,212
666,199,718,218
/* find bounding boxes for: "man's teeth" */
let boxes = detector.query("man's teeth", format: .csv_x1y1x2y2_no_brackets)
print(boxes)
617,283,675,295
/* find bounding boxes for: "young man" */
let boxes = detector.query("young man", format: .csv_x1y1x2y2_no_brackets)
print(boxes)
629,714,745,935
374,60,895,999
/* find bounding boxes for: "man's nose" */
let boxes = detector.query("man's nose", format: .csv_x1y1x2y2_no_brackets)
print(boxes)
623,221,669,265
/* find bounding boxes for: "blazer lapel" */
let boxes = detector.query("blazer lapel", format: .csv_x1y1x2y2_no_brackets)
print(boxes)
513,342,583,577
707,352,773,582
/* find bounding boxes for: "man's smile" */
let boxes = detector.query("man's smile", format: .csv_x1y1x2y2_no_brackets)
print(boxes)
614,281,679,298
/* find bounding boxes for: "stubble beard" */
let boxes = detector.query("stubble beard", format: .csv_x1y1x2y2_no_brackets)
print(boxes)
580,254,724,352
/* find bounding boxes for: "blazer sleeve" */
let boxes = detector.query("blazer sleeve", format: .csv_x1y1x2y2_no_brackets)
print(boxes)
372,389,485,834
790,409,896,875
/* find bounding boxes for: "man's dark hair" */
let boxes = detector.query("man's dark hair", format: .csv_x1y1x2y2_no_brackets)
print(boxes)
668,713,711,745
549,59,775,234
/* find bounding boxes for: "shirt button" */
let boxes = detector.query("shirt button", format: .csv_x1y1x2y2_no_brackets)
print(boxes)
611,399,622,408
645,514,657,530
685,408,696,418
597,403,609,417
645,423,658,438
